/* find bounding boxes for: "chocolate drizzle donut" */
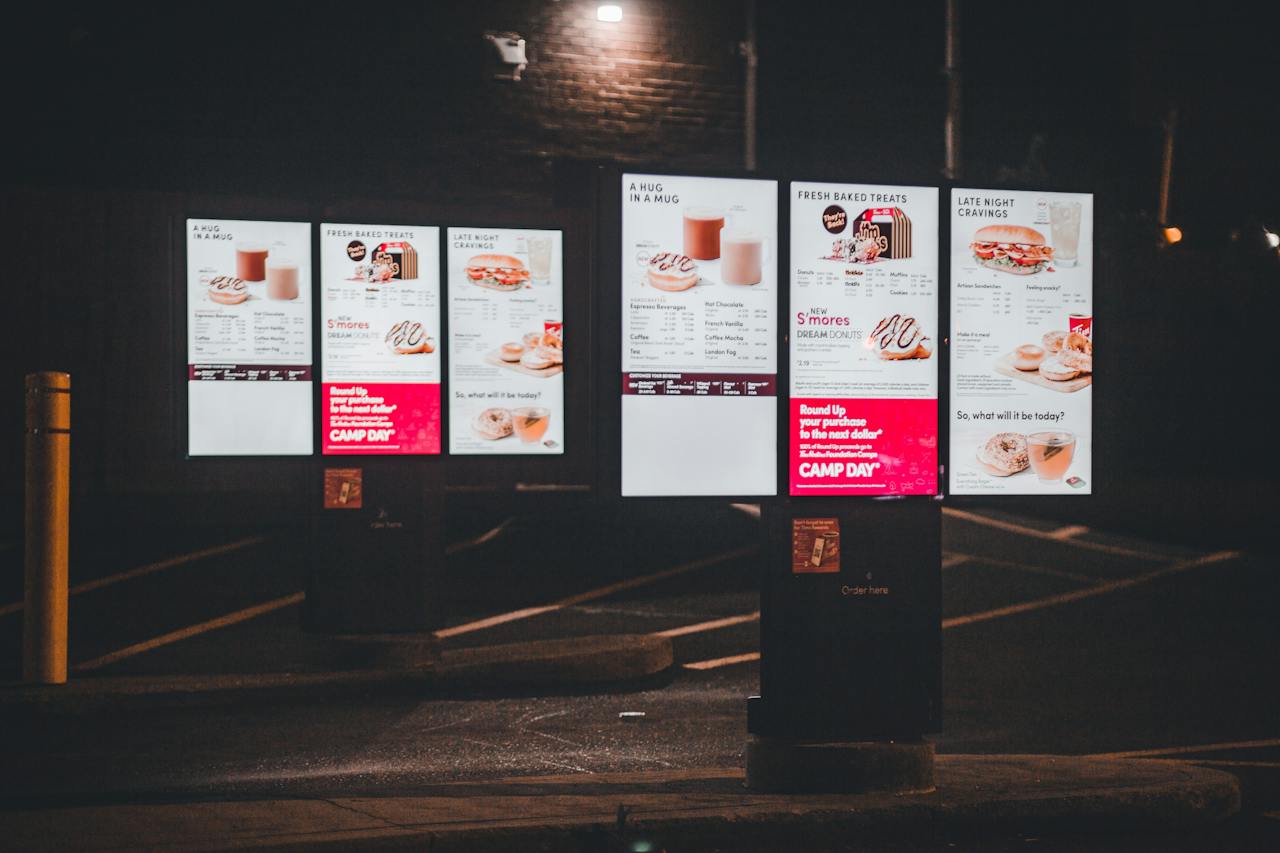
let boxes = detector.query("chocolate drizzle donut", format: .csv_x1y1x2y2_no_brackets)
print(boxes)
867,313,932,360
386,321,433,354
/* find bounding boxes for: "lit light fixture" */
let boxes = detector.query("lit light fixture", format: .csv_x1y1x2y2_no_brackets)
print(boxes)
1265,229,1279,249
597,4,623,23
1162,226,1183,245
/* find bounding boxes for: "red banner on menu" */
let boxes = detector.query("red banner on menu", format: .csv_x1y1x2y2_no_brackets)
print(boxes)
322,382,441,454
789,397,937,495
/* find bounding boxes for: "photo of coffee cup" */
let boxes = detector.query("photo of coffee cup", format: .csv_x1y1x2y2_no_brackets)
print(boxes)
683,208,725,260
265,258,299,300
235,243,269,281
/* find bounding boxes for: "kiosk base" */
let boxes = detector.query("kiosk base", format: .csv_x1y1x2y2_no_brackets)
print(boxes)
746,734,935,794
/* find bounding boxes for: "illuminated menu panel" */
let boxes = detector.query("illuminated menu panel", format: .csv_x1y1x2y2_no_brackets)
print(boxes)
789,182,939,496
446,227,565,455
320,224,442,455
948,189,1094,495
621,173,778,496
186,218,312,456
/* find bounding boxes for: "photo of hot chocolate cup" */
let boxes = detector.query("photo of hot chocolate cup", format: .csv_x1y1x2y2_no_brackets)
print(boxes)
682,207,725,260
235,243,269,281
265,259,299,300
720,228,766,285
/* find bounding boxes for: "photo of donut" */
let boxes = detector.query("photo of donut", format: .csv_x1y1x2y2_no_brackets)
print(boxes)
385,321,435,355
645,251,699,292
207,275,249,305
864,313,932,360
472,407,513,440
976,432,1029,477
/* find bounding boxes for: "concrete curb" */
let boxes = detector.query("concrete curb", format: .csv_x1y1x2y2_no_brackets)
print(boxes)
0,634,673,713
1,757,1240,852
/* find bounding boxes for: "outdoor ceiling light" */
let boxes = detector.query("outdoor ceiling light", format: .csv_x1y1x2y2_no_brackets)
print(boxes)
597,5,623,23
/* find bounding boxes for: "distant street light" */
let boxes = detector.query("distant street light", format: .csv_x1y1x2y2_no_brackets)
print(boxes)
1162,226,1183,245
1265,229,1279,249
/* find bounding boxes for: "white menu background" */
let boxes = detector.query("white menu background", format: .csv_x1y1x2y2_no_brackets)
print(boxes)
446,227,565,455
320,224,440,385
949,189,1094,495
186,218,312,456
620,173,778,496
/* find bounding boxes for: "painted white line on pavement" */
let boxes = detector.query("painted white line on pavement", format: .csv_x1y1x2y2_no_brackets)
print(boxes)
941,553,972,569
942,507,1173,561
73,591,305,672
0,536,269,618
683,651,760,671
655,611,759,639
681,550,1243,673
445,517,516,556
729,503,762,519
1048,524,1090,540
1086,737,1280,760
942,551,1241,630
942,552,1098,584
434,546,760,640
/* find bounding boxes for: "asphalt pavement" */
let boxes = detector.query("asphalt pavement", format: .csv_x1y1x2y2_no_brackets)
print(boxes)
1,501,1277,850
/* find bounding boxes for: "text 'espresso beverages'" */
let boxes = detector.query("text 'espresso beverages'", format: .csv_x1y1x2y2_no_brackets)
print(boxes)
1027,431,1076,482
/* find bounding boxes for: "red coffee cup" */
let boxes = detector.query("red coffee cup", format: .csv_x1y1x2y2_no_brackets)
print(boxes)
1069,312,1092,340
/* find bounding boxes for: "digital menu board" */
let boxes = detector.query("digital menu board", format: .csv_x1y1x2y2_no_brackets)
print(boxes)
789,182,939,496
948,189,1093,495
320,224,442,455
620,173,778,496
186,218,312,456
446,227,564,455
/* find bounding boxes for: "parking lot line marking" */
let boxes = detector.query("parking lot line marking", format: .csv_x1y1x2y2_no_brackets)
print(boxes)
942,507,1171,561
942,550,1241,630
944,552,1097,584
655,611,759,638
72,591,305,672
0,536,269,618
683,651,760,670
941,553,971,569
435,546,760,640
1048,524,1090,539
1086,737,1280,759
445,518,515,556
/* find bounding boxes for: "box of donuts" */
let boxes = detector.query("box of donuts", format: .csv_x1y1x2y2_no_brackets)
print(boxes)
853,207,913,259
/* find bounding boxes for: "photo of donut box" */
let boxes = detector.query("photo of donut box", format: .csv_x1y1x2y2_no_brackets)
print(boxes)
993,351,1091,393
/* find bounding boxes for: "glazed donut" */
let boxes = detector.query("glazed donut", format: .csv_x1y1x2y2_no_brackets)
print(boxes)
1038,356,1080,381
1042,330,1067,353
208,275,248,305
500,342,524,362
472,407,513,440
1013,344,1046,371
977,432,1029,476
522,331,542,348
1064,332,1093,355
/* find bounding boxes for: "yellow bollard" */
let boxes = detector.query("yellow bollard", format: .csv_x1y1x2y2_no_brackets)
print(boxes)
24,371,70,685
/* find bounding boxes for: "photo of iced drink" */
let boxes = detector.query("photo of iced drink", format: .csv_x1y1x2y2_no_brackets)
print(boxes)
1027,431,1077,482
512,406,551,443
720,228,765,285
1049,201,1082,267
527,235,553,284
265,259,299,300
683,208,725,260
235,243,269,281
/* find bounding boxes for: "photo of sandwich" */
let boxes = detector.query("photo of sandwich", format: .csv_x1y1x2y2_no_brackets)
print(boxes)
465,254,531,291
969,225,1055,275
